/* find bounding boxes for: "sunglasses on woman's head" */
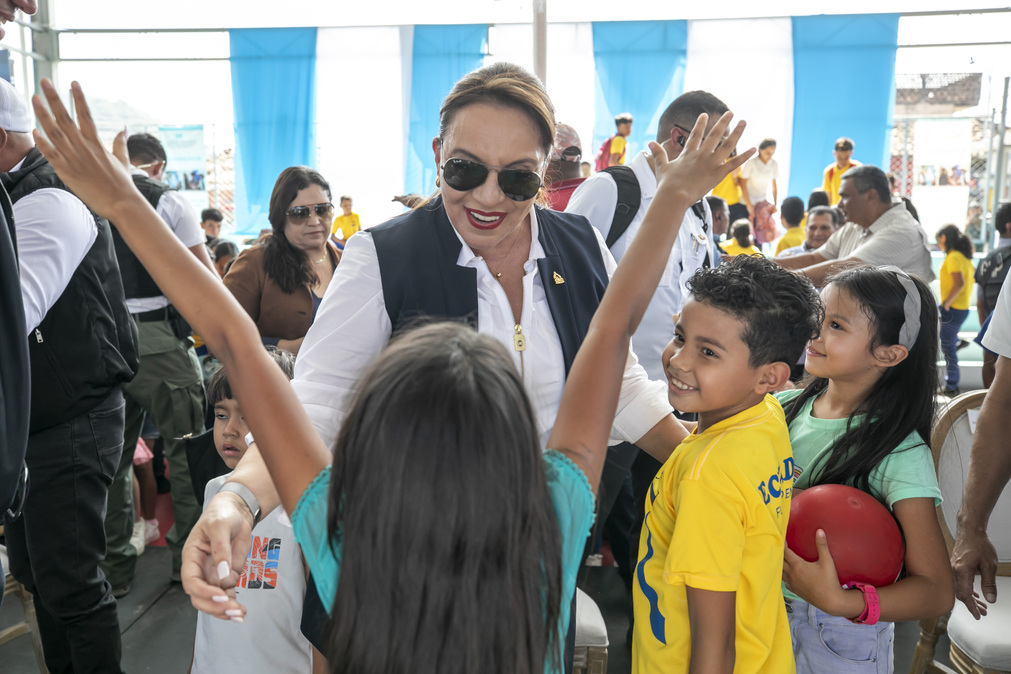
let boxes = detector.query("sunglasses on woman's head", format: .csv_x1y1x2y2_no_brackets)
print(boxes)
441,158,543,202
286,203,334,224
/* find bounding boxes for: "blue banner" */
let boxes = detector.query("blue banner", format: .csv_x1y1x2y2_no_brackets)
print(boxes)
404,25,487,197
789,14,899,196
591,21,687,162
229,28,318,235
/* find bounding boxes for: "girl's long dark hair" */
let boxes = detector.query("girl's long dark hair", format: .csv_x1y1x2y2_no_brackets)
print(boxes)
936,223,974,258
263,166,331,294
783,267,939,496
325,322,563,674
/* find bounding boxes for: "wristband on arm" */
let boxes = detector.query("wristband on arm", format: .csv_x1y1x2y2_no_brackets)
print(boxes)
843,582,880,625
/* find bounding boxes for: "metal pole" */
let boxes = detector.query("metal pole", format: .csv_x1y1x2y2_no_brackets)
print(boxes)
982,111,994,248
532,0,547,86
991,77,1009,223
905,121,913,198
30,0,57,92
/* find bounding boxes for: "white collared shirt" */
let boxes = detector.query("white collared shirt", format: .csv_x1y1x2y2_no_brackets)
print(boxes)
126,167,205,313
11,154,98,334
291,206,671,450
566,150,712,381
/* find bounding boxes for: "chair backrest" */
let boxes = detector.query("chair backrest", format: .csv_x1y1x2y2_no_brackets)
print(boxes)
931,390,1011,574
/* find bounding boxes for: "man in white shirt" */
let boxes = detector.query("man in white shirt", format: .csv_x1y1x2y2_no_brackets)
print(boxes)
776,165,933,286
101,133,219,594
565,90,729,586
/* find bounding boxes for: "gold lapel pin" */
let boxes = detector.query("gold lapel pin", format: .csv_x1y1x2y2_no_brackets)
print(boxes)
553,271,564,285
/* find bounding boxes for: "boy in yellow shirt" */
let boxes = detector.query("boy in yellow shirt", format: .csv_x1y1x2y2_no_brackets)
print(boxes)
774,197,806,256
330,195,361,249
633,256,821,674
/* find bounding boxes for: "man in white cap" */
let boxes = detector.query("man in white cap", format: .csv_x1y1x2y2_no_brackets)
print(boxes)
543,123,585,211
1,76,136,673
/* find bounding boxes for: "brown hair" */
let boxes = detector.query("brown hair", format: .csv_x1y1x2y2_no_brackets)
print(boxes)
263,166,331,294
437,62,555,157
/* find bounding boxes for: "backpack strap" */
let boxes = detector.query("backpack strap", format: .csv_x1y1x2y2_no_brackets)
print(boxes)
601,165,641,248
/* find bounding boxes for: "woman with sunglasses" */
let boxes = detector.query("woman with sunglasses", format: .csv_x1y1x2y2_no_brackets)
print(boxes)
184,61,691,663
222,167,340,355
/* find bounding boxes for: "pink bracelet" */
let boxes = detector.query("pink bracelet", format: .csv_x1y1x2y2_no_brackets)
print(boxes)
844,582,880,625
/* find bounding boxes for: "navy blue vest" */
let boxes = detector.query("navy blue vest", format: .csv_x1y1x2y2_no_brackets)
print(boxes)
3,147,138,433
371,197,609,375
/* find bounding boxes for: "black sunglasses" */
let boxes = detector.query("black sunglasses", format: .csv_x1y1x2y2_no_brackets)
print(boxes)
441,158,543,202
286,202,334,224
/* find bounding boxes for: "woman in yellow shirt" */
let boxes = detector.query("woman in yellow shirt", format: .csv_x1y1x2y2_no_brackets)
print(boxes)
721,219,764,258
936,224,975,394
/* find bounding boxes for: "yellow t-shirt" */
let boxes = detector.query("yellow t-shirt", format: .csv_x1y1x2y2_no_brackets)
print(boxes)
330,213,361,241
610,135,627,164
632,395,795,674
775,227,805,256
940,250,975,310
822,160,860,205
721,240,764,257
711,170,741,206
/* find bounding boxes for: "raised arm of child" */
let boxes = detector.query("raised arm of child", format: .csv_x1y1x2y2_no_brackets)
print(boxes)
547,113,753,493
31,81,326,552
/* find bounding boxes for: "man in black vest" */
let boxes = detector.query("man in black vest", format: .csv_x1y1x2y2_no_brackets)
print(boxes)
0,0,36,616
0,77,137,673
101,133,217,594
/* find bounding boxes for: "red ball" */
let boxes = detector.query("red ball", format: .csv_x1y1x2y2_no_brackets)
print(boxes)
786,484,905,587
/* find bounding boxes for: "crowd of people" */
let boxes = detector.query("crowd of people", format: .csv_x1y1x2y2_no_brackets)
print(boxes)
2,27,1011,674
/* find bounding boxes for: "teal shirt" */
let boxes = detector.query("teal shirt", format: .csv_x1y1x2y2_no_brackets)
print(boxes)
774,389,941,601
290,450,596,674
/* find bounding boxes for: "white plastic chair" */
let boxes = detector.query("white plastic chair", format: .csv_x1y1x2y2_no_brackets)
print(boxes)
573,587,608,674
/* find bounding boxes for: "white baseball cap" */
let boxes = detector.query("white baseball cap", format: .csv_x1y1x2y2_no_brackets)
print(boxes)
0,78,33,133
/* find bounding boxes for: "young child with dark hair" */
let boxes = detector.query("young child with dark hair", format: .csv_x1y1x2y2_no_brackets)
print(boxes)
775,196,807,255
190,348,313,674
722,218,763,257
633,255,822,673
779,266,954,671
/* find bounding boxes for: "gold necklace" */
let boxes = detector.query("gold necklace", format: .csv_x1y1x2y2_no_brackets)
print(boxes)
313,251,327,264
483,227,525,279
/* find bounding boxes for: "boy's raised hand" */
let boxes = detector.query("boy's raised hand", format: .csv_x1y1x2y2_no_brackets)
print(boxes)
651,111,754,208
31,79,140,223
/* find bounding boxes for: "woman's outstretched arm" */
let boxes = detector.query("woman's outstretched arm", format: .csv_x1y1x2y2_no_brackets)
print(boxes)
548,112,753,492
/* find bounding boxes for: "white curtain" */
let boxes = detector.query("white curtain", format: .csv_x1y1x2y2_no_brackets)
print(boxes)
486,23,597,171
684,18,795,205
316,26,410,230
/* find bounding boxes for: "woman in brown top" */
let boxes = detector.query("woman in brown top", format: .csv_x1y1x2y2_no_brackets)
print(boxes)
224,167,341,354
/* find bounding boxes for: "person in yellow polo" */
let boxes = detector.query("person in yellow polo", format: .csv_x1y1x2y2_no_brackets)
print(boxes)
822,137,859,205
330,195,361,249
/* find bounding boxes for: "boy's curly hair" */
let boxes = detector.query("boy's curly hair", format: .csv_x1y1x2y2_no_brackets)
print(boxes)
686,256,822,368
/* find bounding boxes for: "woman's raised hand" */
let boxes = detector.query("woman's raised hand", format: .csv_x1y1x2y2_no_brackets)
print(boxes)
31,79,141,223
650,111,754,208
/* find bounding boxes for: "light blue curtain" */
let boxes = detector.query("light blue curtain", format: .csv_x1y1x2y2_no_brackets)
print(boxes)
789,14,899,196
591,21,687,163
404,25,487,197
229,28,318,235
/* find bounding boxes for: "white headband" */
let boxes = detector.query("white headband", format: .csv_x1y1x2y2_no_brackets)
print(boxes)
879,266,921,349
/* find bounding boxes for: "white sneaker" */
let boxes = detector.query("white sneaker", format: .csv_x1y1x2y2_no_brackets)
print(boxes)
143,519,160,545
130,520,146,556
